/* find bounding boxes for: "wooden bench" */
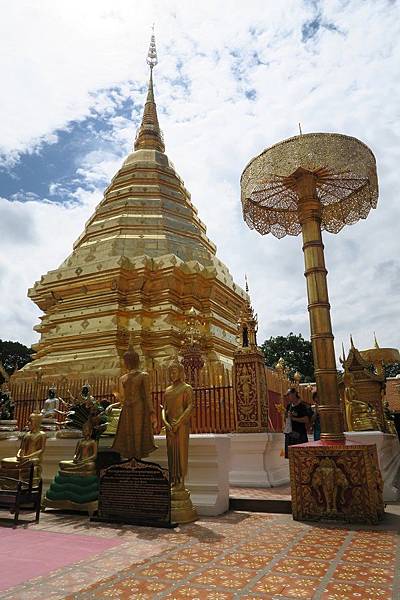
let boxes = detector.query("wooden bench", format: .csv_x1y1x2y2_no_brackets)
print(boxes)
0,464,42,527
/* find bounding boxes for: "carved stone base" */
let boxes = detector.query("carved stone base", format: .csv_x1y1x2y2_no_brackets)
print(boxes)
289,441,384,524
171,486,198,524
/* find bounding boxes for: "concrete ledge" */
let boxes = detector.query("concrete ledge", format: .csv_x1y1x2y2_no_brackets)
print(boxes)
0,434,231,518
229,432,289,488
345,431,400,502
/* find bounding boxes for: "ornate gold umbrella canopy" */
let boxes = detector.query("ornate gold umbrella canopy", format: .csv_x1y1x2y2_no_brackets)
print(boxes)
241,133,379,441
241,133,378,238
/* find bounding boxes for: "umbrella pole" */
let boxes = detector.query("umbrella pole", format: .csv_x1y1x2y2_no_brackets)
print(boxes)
295,169,345,442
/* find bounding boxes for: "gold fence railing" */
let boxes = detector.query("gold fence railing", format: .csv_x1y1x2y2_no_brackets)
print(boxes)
9,364,311,433
9,365,236,434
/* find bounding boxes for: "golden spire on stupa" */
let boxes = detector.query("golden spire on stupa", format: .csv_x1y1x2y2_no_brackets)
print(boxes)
134,29,165,153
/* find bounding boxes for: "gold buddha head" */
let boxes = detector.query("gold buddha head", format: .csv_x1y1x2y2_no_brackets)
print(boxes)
168,358,185,383
124,348,140,371
29,413,43,432
82,419,93,440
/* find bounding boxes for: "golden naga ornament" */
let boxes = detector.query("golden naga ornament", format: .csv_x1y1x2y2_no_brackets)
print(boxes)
161,360,197,524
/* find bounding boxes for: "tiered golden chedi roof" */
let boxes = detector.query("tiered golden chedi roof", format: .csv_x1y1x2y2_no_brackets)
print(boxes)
18,37,246,380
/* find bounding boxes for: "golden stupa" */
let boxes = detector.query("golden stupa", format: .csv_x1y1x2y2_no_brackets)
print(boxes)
17,35,246,380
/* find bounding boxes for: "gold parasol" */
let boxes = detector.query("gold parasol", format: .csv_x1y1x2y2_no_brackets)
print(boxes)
240,132,378,441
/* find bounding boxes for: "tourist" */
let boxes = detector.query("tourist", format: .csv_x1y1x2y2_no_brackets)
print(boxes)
311,390,321,441
284,388,312,458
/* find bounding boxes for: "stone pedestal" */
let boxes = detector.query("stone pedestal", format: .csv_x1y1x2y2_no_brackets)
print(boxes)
345,431,400,502
229,432,289,488
289,441,384,524
171,487,198,524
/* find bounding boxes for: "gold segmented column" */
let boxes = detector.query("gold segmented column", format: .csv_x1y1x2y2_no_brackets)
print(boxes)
295,170,344,441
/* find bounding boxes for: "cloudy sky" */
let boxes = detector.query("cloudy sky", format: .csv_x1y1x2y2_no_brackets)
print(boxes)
0,0,399,359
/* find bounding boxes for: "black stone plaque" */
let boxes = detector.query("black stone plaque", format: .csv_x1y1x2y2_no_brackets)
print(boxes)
95,458,174,527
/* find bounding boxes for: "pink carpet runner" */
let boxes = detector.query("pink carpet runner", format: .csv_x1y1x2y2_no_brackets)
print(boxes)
0,528,121,592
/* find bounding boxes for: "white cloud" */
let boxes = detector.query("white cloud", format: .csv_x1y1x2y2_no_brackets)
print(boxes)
0,0,399,360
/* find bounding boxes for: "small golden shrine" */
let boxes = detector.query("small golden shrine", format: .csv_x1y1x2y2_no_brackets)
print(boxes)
15,35,246,382
233,280,268,432
339,339,385,430
339,337,400,433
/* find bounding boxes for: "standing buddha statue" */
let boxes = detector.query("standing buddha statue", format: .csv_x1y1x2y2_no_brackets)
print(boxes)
161,360,197,524
110,345,157,460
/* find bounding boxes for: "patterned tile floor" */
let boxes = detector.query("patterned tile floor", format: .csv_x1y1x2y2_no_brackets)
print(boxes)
0,507,399,599
229,486,292,501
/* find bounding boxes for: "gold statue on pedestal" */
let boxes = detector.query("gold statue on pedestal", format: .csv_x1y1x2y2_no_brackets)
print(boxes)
343,370,380,432
59,420,98,476
110,345,157,460
44,418,99,515
161,360,197,524
1,413,47,481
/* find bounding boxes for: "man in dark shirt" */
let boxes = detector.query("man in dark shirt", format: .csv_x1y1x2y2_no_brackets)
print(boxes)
284,388,312,458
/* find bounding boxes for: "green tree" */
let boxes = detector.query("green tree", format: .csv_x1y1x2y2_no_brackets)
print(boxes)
261,332,314,382
0,339,33,382
385,363,400,378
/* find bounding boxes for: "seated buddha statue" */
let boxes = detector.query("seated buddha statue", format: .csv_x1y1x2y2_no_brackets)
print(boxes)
57,384,97,439
343,372,380,431
40,386,60,435
44,418,99,514
1,413,47,478
59,420,97,476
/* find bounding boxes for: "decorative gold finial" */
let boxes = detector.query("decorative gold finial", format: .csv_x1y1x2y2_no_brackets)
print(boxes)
341,341,346,363
134,28,165,153
350,334,355,349
245,274,249,294
299,123,303,135
147,25,158,70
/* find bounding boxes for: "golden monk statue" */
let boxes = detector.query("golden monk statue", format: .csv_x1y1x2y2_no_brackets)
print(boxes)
161,360,197,523
109,346,157,460
343,371,380,431
1,413,47,479
59,420,97,476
